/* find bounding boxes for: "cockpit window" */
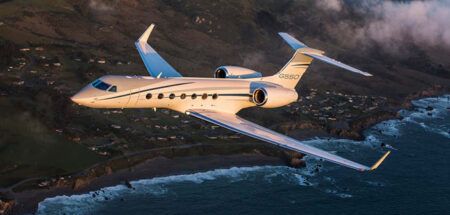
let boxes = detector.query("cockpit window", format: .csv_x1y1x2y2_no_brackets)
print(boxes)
108,86,117,92
92,80,111,91
92,80,101,86
95,82,111,90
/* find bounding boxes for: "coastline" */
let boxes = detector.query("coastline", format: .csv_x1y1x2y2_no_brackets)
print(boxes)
9,154,284,215
2,88,448,215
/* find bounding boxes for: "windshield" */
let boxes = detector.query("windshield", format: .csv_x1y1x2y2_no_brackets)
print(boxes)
92,80,111,91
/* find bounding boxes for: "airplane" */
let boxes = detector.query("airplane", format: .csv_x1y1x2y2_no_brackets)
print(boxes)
71,24,391,172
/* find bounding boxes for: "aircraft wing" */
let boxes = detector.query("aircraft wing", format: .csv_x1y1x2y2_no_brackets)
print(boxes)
187,109,390,172
135,24,183,78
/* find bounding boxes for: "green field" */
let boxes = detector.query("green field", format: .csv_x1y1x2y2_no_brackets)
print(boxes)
0,98,103,186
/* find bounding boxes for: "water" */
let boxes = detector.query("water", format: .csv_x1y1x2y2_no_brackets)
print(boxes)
37,95,450,215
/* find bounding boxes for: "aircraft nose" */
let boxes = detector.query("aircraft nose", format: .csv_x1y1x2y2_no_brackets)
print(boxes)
70,94,82,104
71,89,94,106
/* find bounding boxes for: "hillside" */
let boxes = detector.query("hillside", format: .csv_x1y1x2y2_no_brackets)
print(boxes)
0,0,449,193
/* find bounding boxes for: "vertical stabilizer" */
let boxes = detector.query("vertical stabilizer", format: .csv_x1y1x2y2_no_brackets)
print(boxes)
262,47,321,89
262,32,371,89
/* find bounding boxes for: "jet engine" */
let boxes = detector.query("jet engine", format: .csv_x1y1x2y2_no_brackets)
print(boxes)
214,66,262,79
252,87,298,108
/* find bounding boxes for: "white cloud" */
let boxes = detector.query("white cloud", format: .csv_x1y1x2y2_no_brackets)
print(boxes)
365,0,450,48
89,0,118,11
320,0,450,52
315,0,344,12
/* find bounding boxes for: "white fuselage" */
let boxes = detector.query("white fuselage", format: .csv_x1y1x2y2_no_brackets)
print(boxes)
71,75,298,114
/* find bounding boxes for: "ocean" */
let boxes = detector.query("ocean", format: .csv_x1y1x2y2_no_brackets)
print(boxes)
37,95,450,215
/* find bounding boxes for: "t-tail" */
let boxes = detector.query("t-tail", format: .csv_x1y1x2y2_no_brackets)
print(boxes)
263,32,372,89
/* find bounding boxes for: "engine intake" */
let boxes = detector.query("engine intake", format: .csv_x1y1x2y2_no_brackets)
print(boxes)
214,66,262,79
214,68,227,78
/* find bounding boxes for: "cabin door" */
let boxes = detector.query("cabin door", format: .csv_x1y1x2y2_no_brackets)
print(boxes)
126,88,140,108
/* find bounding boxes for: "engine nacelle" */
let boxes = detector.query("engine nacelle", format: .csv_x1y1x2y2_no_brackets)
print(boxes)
214,66,262,79
252,87,298,108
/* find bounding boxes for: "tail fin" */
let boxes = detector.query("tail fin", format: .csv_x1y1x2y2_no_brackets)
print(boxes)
263,32,372,89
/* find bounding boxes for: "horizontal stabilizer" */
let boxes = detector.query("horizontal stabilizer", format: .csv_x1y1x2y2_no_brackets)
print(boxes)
278,32,372,77
302,51,373,76
278,32,307,50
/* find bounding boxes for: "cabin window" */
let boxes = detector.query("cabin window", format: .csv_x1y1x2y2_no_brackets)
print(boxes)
212,93,218,100
158,93,164,99
108,86,117,92
169,93,175,99
180,93,186,99
191,93,197,99
202,93,208,100
146,93,152,99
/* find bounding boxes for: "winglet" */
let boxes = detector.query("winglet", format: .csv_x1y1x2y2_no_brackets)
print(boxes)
134,24,183,78
138,24,155,44
370,151,391,171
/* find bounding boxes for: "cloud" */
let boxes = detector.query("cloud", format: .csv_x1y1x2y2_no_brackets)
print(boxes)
315,0,343,12
242,52,265,69
366,1,450,48
319,0,450,53
88,0,119,11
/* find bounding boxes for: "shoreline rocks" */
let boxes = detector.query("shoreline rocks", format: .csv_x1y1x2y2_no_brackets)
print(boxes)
0,193,15,215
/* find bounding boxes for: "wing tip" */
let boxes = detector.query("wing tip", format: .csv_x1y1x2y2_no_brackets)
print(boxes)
138,23,156,43
369,151,391,171
359,71,373,77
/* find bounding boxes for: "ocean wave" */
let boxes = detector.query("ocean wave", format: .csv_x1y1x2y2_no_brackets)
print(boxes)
38,164,341,214
405,119,450,139
37,166,306,214
364,180,385,187
406,95,450,119
324,189,353,198
412,95,450,109
293,174,308,186
372,119,402,137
